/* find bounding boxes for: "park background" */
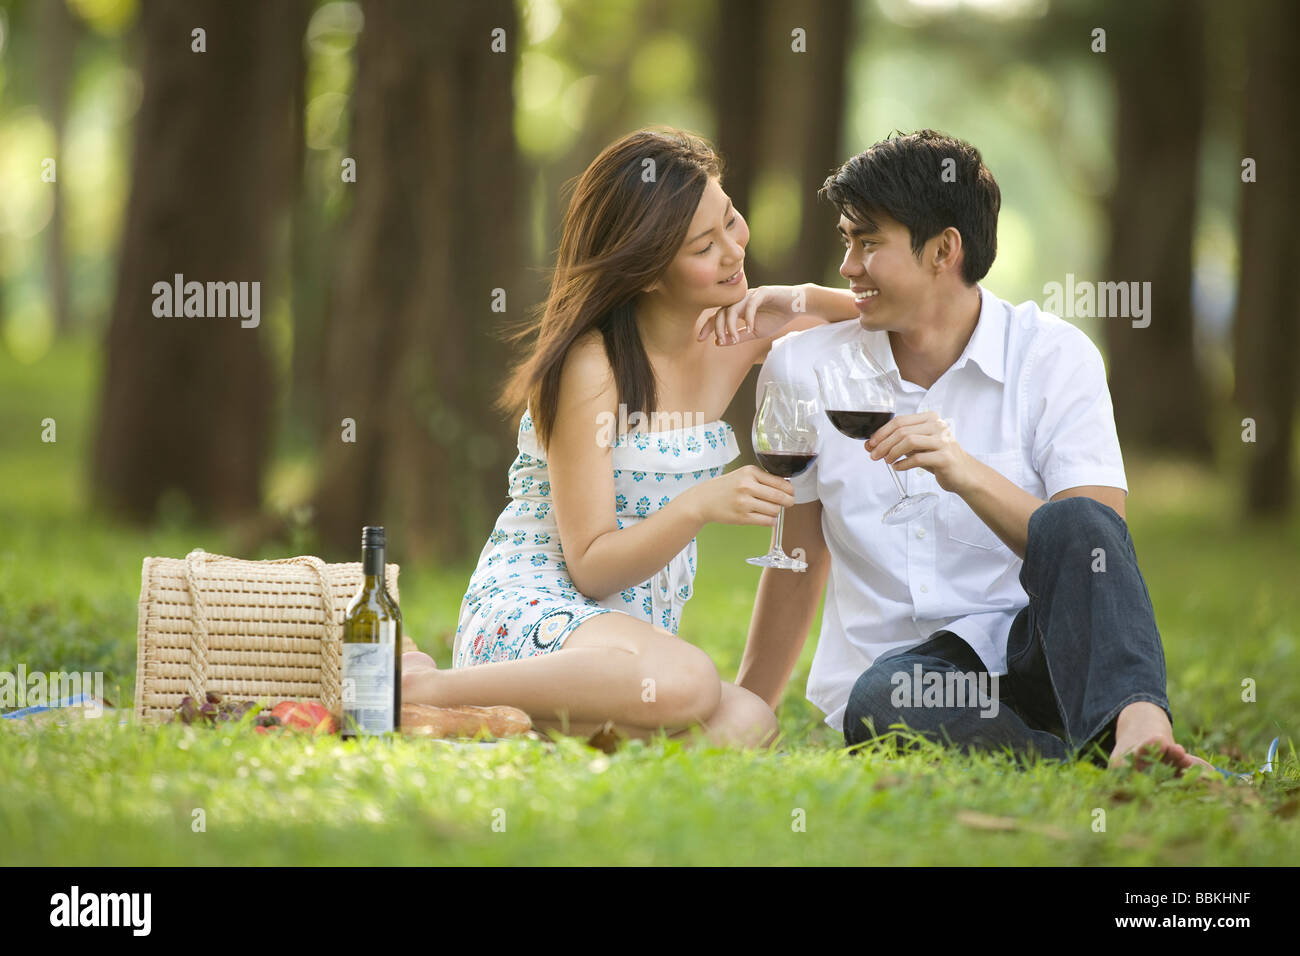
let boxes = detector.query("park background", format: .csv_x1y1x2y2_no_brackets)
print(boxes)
0,0,1296,866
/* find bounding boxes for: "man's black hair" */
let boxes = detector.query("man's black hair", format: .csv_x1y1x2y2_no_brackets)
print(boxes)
820,129,1000,284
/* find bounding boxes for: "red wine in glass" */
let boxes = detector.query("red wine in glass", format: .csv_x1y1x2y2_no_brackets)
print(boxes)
748,382,819,570
825,410,893,440
754,451,818,478
816,342,938,525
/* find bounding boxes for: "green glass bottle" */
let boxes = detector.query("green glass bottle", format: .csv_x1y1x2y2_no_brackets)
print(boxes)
341,526,402,738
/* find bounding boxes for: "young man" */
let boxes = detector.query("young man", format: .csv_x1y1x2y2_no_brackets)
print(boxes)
737,129,1211,772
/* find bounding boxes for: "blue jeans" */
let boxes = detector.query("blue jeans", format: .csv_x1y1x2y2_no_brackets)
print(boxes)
842,497,1173,766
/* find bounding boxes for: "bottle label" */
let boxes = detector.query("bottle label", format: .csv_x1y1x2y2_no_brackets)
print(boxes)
342,628,395,735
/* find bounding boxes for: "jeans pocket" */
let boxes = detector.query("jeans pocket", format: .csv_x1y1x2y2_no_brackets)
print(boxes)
945,450,1021,550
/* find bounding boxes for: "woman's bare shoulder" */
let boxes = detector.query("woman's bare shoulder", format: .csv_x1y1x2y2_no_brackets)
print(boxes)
559,328,615,406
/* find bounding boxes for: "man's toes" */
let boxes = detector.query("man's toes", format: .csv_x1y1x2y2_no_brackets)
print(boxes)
1112,736,1188,772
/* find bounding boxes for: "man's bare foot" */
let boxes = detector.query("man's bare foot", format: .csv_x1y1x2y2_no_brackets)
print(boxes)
1108,701,1214,775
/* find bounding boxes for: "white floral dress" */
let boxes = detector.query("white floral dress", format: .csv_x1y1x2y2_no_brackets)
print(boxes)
452,406,740,667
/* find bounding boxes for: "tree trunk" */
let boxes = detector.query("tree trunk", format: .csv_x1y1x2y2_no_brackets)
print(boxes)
288,32,330,448
1102,0,1214,461
314,0,520,563
38,0,78,336
91,0,309,523
780,0,851,290
1232,0,1299,516
711,0,769,460
714,0,853,458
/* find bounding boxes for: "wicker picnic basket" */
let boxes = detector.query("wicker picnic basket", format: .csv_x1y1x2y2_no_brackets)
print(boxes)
133,549,400,725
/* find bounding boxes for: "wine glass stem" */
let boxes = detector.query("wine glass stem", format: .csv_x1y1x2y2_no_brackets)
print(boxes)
770,505,787,554
880,455,908,498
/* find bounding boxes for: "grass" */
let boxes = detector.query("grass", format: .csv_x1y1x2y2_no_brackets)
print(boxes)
1,335,1298,865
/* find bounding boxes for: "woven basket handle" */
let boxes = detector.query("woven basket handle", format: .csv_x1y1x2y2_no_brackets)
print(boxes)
183,550,340,710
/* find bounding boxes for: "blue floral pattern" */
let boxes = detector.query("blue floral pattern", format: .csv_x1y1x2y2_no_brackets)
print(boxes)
452,406,740,668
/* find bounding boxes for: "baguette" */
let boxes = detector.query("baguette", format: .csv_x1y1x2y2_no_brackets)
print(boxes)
401,702,531,738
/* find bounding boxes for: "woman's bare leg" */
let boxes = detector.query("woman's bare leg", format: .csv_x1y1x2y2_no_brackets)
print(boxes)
528,680,778,749
402,614,777,747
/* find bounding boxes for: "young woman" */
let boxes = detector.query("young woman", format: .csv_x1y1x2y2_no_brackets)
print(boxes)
402,128,858,747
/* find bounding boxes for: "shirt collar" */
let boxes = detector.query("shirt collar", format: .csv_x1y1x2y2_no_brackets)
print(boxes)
867,284,1006,387
957,285,1006,384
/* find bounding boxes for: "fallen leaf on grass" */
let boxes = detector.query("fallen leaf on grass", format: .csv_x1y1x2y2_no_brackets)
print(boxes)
956,810,1018,831
955,810,1069,840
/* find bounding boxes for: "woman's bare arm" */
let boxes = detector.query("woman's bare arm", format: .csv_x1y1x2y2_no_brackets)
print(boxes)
545,333,710,600
701,283,861,366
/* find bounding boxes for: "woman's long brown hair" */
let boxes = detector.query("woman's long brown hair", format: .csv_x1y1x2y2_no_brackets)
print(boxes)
496,128,722,451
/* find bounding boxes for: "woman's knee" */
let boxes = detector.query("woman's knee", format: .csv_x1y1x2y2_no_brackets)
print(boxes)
559,614,721,728
650,643,722,727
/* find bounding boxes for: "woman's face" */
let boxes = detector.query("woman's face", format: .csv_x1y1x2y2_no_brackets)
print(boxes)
646,175,749,312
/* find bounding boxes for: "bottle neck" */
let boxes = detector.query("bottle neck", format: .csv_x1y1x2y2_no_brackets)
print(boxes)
362,545,385,585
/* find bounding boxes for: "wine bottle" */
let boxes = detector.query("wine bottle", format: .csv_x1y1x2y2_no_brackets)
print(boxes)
341,526,402,738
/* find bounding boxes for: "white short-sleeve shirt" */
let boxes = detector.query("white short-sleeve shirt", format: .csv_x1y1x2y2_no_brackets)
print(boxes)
757,285,1128,732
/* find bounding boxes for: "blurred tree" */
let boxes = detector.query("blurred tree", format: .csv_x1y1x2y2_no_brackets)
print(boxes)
287,12,322,446
1102,0,1214,461
711,0,766,462
713,0,763,255
526,0,674,302
1232,0,1298,516
765,0,850,288
313,0,520,562
286,3,362,452
712,0,853,458
91,0,310,523
37,0,78,336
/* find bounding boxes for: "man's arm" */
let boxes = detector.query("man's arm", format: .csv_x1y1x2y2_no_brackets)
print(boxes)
951,460,1126,560
872,325,1129,562
736,500,830,710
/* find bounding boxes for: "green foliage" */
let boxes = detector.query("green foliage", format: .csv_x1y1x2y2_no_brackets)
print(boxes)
1,336,1297,865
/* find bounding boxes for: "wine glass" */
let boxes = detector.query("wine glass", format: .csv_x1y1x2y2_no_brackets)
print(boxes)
815,341,938,525
747,381,819,570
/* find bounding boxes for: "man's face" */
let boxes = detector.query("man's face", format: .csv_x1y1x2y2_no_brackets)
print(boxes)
837,211,928,332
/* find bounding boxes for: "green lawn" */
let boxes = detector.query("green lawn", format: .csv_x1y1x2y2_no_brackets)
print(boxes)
1,336,1297,865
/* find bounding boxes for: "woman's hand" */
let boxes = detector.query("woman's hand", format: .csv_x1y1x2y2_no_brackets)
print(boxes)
681,465,797,526
698,285,806,346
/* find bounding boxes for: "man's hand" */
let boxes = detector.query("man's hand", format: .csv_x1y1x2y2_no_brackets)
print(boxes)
737,499,829,710
698,285,805,346
866,410,976,494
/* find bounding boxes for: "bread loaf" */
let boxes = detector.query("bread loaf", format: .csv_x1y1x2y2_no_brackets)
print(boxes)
401,702,532,738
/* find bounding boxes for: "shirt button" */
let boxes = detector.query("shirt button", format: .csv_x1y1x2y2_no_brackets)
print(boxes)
916,528,926,538
920,584,929,593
